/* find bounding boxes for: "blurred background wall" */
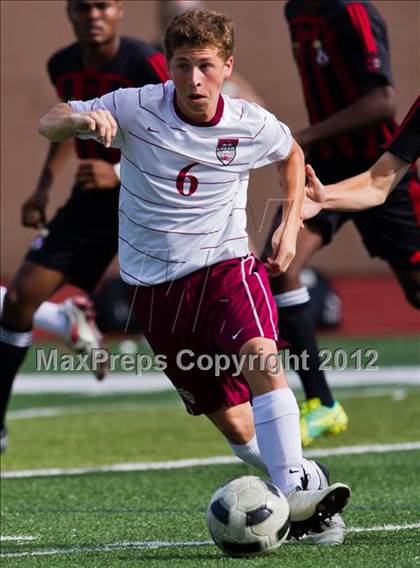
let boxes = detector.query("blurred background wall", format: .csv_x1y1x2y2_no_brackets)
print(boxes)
1,0,419,280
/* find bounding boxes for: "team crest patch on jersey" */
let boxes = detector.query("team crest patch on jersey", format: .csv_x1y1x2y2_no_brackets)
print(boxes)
216,138,239,165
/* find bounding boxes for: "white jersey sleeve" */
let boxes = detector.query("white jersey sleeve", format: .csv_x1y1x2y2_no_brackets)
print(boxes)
249,107,293,169
68,88,138,149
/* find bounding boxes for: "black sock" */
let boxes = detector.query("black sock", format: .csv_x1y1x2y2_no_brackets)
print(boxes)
0,326,32,428
276,301,334,407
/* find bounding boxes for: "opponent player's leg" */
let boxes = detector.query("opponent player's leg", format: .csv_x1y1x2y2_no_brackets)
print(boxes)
266,223,348,446
391,266,420,309
352,173,420,307
0,261,66,433
1,284,104,362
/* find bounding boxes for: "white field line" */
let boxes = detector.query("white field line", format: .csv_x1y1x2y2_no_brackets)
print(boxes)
0,536,38,541
2,523,420,558
348,522,420,534
2,442,420,480
7,386,409,421
0,540,212,558
13,367,420,394
8,408,65,420
8,401,180,421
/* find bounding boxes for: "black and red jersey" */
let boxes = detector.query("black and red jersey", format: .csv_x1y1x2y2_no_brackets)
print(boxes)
48,36,168,164
286,0,396,182
384,96,420,164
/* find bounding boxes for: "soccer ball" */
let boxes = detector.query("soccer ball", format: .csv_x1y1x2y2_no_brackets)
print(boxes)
206,476,290,557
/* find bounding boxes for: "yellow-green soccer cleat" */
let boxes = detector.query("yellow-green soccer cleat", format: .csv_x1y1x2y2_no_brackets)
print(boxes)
300,398,348,447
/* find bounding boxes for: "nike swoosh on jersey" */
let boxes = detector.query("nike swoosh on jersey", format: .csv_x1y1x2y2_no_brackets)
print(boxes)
232,327,244,340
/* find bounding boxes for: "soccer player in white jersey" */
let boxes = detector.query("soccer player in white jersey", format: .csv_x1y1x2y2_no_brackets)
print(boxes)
38,9,351,542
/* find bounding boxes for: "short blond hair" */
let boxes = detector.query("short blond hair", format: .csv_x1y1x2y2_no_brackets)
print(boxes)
164,9,234,62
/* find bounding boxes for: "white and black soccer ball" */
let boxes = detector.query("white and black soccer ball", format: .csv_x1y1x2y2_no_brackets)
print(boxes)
207,476,290,557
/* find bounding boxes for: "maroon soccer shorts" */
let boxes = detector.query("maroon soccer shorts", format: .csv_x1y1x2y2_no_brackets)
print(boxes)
130,255,286,415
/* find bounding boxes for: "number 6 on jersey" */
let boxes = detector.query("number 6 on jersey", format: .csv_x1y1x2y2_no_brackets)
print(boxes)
176,162,199,196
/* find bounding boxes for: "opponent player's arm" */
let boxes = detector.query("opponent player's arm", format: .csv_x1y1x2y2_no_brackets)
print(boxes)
21,140,73,229
303,152,410,216
39,103,117,147
294,85,395,149
267,140,305,274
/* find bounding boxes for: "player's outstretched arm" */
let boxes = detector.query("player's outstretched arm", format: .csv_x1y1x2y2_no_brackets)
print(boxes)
267,140,305,275
39,103,117,147
303,152,410,218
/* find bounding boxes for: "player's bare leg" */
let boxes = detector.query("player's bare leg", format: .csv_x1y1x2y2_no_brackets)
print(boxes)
269,224,348,445
207,402,255,445
2,261,66,329
207,336,350,537
237,336,302,496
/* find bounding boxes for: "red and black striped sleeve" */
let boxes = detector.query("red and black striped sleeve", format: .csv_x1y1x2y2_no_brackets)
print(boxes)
384,96,420,163
146,51,169,83
132,49,169,87
342,1,393,91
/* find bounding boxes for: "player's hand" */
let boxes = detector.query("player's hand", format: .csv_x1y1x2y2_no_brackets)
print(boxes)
72,110,117,148
265,225,296,276
302,164,326,220
21,191,48,229
76,160,119,191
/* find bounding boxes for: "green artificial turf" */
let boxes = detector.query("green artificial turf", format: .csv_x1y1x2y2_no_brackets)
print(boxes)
2,451,420,567
2,389,420,471
2,380,419,566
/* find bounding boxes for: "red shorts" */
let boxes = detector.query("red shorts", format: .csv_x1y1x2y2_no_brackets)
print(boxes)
131,255,284,415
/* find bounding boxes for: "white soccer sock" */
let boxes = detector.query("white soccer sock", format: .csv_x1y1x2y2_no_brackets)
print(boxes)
0,285,68,339
301,458,324,490
33,302,69,338
274,286,310,308
0,326,32,347
229,434,268,474
230,437,317,487
253,388,303,496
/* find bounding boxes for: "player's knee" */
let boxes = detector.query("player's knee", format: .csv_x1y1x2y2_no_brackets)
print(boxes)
2,286,37,326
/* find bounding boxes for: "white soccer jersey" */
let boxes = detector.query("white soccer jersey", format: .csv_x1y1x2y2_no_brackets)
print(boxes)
69,81,292,286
